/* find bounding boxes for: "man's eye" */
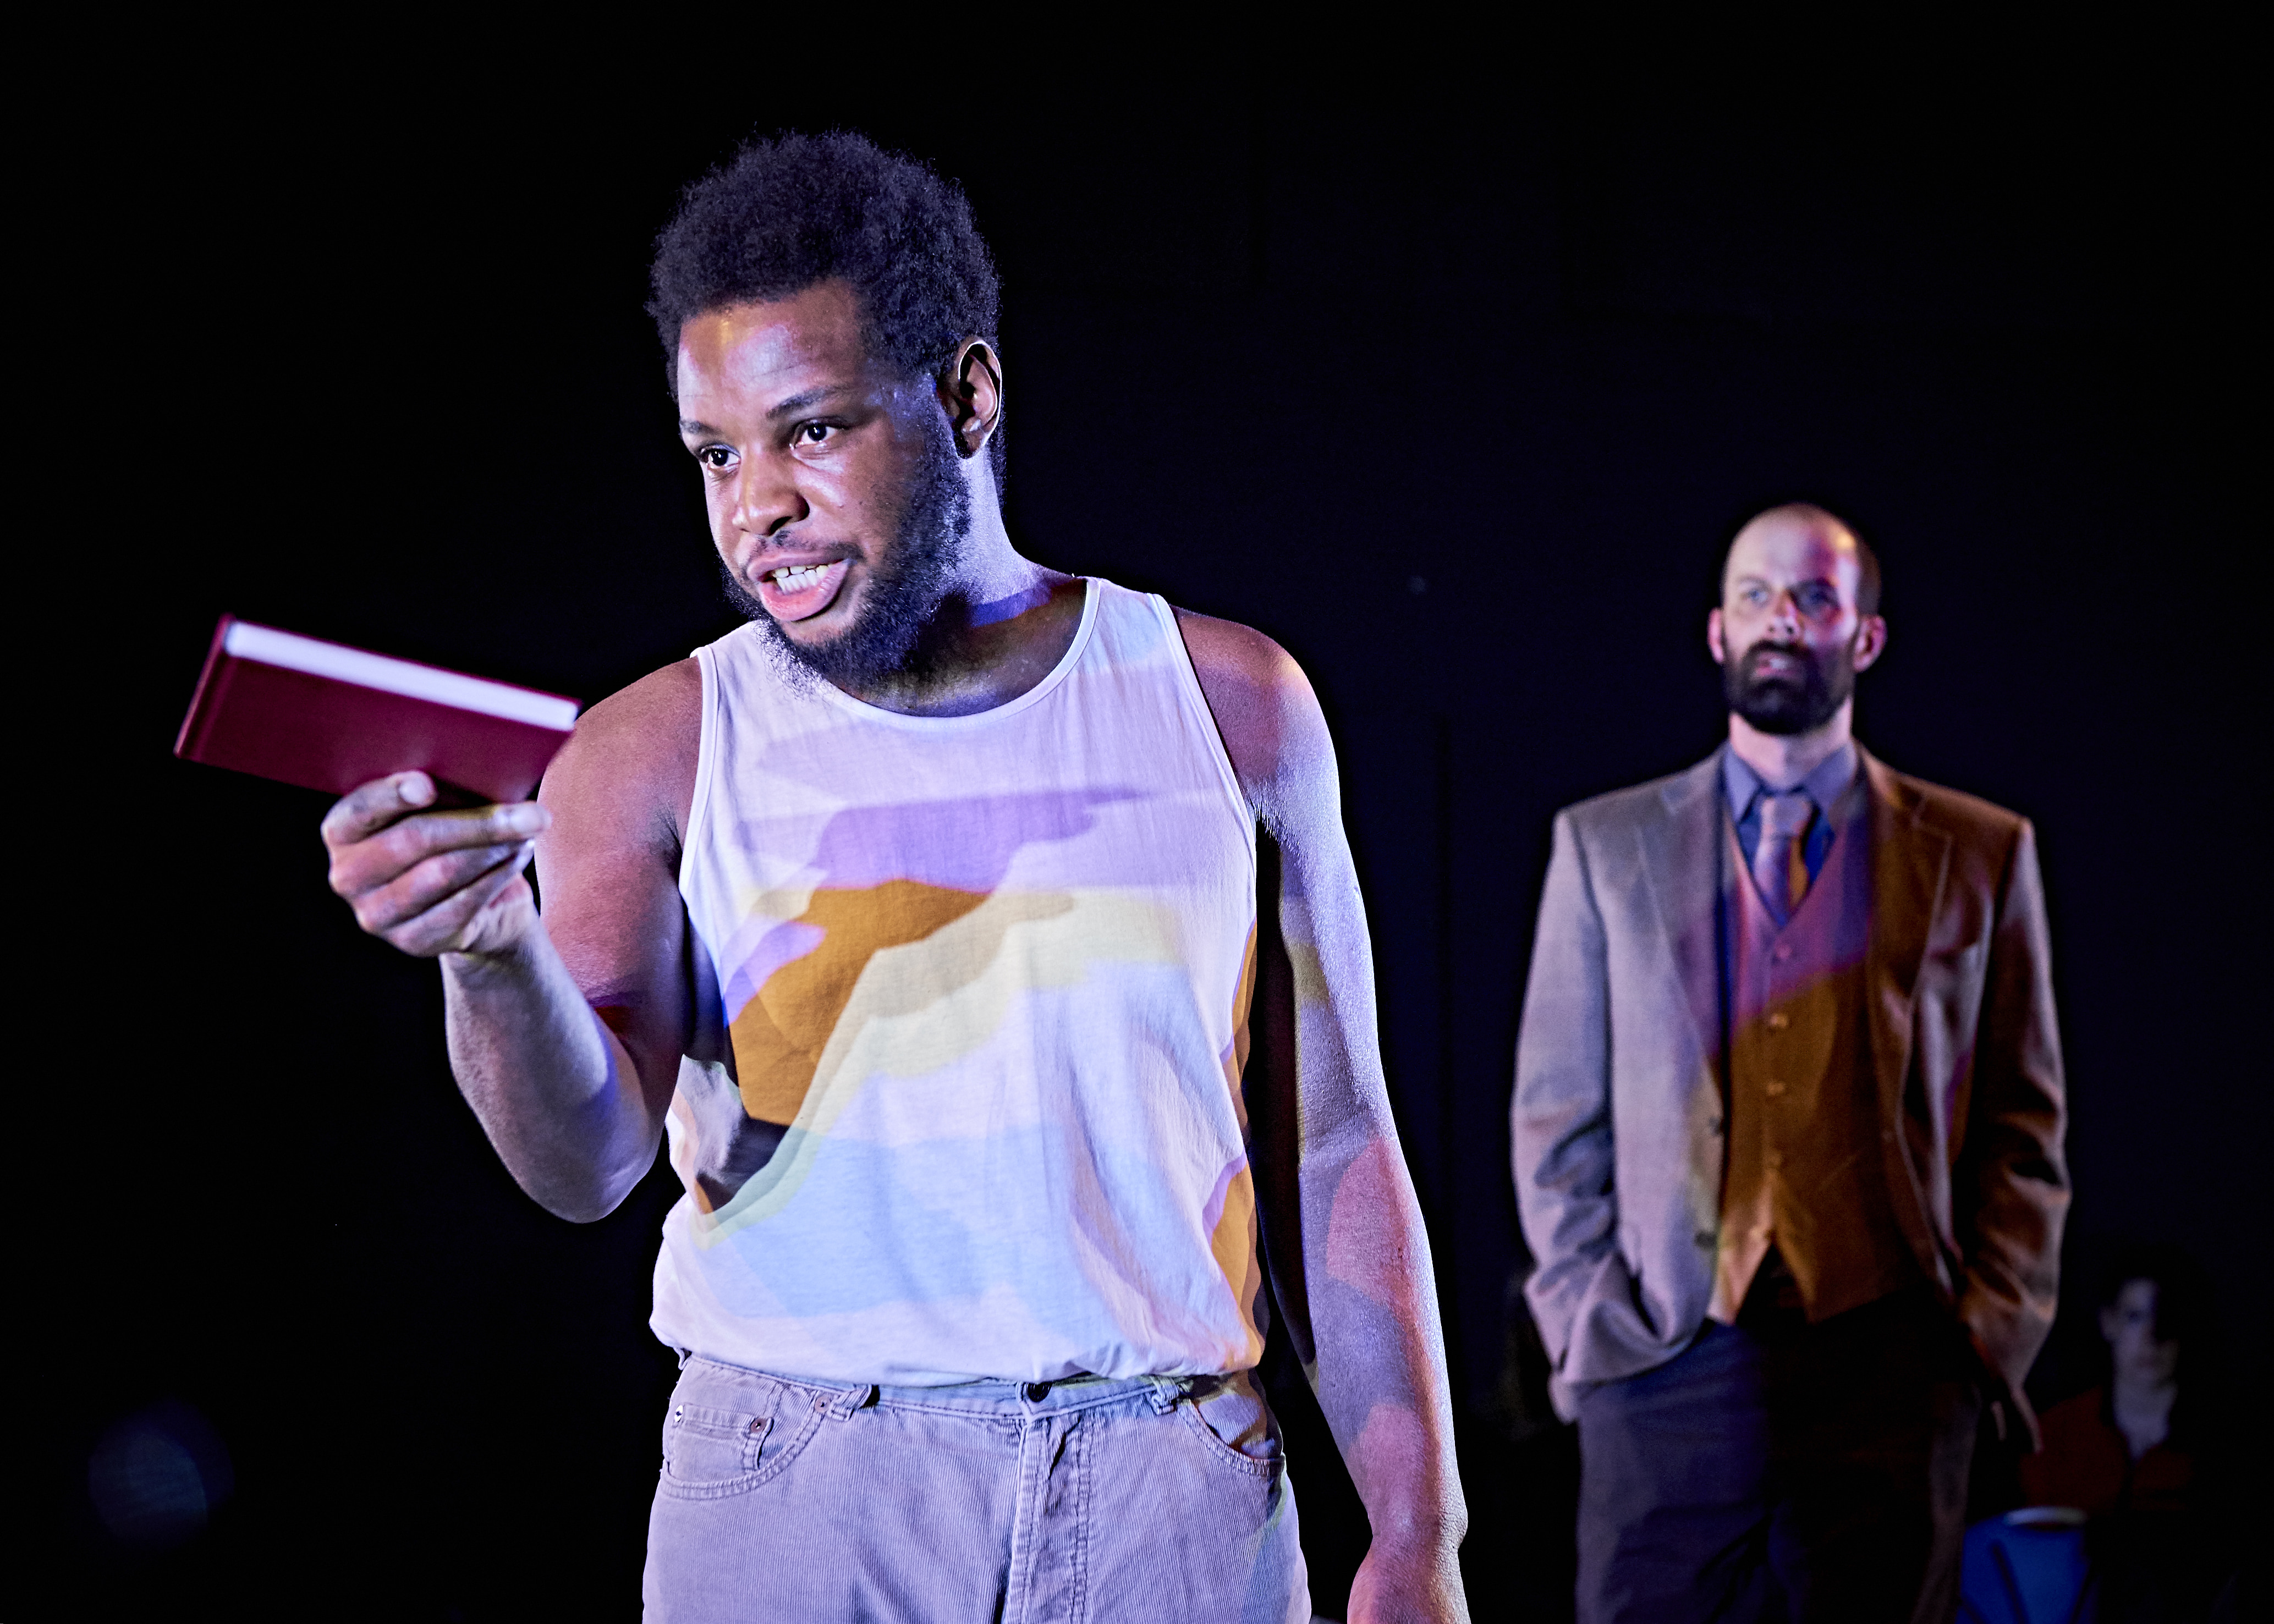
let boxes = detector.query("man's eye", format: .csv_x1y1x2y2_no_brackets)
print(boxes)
698,446,734,470
797,421,839,445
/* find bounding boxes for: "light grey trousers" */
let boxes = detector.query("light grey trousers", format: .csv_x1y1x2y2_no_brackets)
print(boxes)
643,1356,1311,1623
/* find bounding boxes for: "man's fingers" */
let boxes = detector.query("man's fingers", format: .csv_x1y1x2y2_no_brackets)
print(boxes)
323,775,547,856
351,841,536,937
321,772,438,847
321,774,553,955
327,798,551,898
375,800,548,866
379,845,536,957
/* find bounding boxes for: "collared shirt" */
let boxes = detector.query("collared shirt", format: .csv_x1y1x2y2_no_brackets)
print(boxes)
1722,739,1862,888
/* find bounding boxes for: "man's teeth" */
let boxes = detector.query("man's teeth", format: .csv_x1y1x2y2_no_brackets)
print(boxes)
768,564,831,591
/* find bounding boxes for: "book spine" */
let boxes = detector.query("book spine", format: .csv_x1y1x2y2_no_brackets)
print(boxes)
174,616,241,759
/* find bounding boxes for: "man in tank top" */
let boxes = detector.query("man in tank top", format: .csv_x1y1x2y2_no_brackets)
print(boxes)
1510,505,2068,1623
318,133,1467,1622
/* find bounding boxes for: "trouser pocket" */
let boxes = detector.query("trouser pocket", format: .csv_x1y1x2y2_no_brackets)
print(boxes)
656,1363,826,1500
1176,1370,1283,1479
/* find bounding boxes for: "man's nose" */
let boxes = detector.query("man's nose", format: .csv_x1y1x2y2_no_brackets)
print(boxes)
731,458,809,537
1764,590,1801,636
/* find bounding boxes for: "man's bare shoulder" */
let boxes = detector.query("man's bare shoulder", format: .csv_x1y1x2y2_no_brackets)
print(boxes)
1170,607,1332,830
1171,606,1298,690
539,658,702,846
572,658,703,748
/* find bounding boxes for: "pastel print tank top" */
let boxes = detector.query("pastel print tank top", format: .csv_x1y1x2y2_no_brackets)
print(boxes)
651,580,1264,1384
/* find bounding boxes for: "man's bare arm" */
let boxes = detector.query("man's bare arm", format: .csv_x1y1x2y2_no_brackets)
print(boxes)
322,659,701,1221
1177,609,1469,1624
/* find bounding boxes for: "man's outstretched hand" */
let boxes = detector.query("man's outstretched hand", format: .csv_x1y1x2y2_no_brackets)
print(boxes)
321,772,552,959
321,768,660,1221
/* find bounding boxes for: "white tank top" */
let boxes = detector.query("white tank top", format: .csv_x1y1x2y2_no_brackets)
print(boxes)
651,579,1265,1384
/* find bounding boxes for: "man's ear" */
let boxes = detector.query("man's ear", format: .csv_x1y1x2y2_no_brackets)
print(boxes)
1707,607,1727,665
1851,613,1889,673
937,339,1002,459
2100,1303,2122,1345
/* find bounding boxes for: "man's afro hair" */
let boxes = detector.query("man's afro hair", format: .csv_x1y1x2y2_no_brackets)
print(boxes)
648,131,1001,393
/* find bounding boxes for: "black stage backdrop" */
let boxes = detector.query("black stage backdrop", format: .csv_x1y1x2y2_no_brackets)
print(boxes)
19,26,2261,1622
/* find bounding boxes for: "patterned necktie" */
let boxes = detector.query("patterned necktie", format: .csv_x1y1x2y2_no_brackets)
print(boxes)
1753,793,1815,926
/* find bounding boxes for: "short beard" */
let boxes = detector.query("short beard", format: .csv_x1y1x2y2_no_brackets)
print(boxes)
1723,637,1856,735
722,420,973,689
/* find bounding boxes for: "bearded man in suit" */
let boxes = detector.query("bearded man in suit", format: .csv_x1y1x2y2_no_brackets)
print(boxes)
1510,504,2068,1624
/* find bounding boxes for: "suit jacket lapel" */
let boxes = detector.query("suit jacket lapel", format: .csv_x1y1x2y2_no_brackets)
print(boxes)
1864,746,1952,1129
1636,753,1727,1072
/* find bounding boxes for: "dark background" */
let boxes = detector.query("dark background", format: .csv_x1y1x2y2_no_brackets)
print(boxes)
20,23,2260,1621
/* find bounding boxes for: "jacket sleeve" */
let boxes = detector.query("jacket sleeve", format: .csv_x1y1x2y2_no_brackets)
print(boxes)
1512,809,1621,1375
1954,817,2069,1400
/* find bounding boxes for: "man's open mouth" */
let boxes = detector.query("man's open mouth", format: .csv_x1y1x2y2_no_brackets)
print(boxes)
752,558,852,623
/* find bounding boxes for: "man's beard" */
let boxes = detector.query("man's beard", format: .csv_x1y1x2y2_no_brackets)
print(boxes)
722,422,973,689
1723,637,1856,735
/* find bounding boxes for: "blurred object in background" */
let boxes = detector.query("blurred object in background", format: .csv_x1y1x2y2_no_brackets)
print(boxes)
1964,1245,2237,1623
2021,1248,2199,1517
1462,1267,1580,1619
1958,1506,2092,1624
1493,1267,1568,1447
87,1400,234,1553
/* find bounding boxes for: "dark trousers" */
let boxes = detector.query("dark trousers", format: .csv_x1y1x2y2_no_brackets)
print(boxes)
1574,1282,1979,1624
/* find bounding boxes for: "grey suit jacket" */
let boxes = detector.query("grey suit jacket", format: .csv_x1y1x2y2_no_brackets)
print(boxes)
1510,746,2068,1425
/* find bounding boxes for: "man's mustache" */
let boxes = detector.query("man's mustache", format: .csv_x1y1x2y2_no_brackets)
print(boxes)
1740,642,1819,682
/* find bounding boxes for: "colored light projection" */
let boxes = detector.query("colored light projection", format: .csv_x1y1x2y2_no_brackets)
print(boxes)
663,763,1265,1380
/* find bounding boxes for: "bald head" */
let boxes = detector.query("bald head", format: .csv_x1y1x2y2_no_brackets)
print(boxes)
1721,504,1880,616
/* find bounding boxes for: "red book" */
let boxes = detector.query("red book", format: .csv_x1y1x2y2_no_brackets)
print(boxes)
174,616,579,803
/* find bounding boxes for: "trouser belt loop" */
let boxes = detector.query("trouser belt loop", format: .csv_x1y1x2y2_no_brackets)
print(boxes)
830,1384,878,1420
1145,1376,1183,1415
